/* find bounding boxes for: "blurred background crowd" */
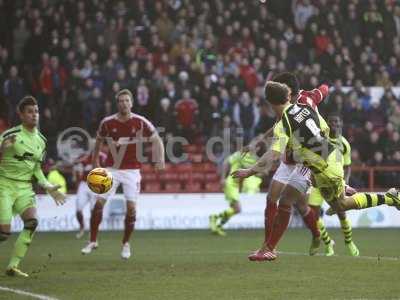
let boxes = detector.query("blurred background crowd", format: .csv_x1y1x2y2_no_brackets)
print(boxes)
0,0,399,189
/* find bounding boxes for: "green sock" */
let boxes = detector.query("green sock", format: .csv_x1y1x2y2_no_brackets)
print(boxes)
340,218,353,244
8,229,35,269
317,218,331,245
352,193,393,209
218,207,236,227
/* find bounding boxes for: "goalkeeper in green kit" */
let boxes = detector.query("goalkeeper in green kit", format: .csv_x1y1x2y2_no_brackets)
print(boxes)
0,96,66,277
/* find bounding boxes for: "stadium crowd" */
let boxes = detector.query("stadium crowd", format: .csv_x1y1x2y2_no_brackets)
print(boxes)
0,0,399,187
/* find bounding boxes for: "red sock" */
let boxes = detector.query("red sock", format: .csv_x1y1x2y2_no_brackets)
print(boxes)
264,200,278,243
90,202,103,242
266,204,291,250
302,207,320,238
76,211,84,230
122,212,136,244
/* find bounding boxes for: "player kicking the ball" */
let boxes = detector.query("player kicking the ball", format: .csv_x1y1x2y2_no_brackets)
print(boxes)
244,72,328,260
81,89,165,259
0,96,66,277
233,81,400,261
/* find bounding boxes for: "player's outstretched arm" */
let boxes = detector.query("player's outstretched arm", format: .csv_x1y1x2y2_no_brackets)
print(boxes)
232,150,281,179
220,157,231,186
149,133,165,170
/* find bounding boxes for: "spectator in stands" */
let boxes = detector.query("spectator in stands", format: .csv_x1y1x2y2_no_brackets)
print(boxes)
174,89,199,142
203,95,223,139
389,103,400,131
233,91,259,145
293,0,315,31
3,65,24,125
155,97,175,138
13,19,30,63
360,131,383,162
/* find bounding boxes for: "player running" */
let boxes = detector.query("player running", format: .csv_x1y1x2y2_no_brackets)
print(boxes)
0,96,66,277
81,89,165,259
308,114,359,256
209,148,263,236
233,81,400,261
245,72,328,260
73,151,106,239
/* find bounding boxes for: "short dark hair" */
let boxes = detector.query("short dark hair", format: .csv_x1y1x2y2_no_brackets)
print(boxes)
272,72,300,96
264,81,290,105
17,96,38,113
115,89,133,101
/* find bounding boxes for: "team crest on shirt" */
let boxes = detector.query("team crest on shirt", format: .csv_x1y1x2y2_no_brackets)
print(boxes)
112,128,117,132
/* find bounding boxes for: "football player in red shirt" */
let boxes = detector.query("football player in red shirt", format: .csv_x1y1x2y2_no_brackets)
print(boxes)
81,89,165,259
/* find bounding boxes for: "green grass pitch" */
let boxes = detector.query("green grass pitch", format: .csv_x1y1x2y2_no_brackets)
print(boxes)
0,229,399,300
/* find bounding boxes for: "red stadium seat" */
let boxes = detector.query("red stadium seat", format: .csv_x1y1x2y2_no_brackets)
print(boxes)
183,144,198,153
183,182,202,192
188,153,203,163
176,163,193,172
141,164,153,173
203,162,217,172
142,172,158,181
164,181,182,192
178,172,191,181
159,171,179,181
191,172,205,181
143,182,162,193
204,172,219,182
164,163,175,171
205,182,221,192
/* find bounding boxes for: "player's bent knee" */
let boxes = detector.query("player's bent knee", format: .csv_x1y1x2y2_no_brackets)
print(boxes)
0,231,10,241
24,218,38,231
232,203,241,214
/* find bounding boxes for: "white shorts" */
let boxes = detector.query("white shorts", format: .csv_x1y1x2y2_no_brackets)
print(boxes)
99,169,141,202
76,181,96,211
287,164,311,194
272,162,295,185
272,162,310,194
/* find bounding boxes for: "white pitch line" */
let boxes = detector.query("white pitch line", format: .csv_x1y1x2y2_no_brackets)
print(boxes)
278,251,400,261
0,286,59,300
184,250,399,261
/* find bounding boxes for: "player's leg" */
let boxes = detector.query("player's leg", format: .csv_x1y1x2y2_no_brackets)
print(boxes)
263,180,284,242
248,179,284,261
258,171,317,260
6,183,37,277
336,210,359,256
121,200,136,259
284,166,321,255
308,187,335,256
120,169,141,259
210,176,240,236
263,163,294,242
75,182,89,239
248,163,293,261
327,190,400,215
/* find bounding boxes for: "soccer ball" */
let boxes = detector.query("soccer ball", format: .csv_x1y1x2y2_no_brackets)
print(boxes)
86,168,113,194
